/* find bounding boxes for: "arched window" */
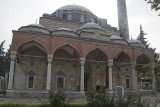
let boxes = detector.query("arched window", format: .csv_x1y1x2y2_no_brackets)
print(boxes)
80,15,85,22
56,71,65,89
63,13,67,20
28,71,35,89
67,14,72,20
125,75,130,88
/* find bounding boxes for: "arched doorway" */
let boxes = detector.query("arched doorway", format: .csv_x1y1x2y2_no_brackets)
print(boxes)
15,41,47,90
136,54,152,89
113,51,131,90
52,45,80,91
85,48,108,92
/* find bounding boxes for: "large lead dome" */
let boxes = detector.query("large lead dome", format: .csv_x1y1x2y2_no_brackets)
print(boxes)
50,5,97,23
42,4,115,31
55,5,93,14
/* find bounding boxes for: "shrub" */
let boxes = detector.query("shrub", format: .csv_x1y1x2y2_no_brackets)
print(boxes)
114,94,148,107
0,104,29,107
87,91,116,107
86,91,151,107
69,104,87,107
48,89,72,107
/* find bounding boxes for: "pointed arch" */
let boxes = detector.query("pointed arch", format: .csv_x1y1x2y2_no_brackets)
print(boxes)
136,53,151,64
113,50,132,61
53,43,81,58
84,47,109,60
20,41,46,53
14,37,49,54
17,41,48,58
85,48,108,61
113,51,132,62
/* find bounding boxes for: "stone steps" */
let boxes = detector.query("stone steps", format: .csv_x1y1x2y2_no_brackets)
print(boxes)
6,90,86,98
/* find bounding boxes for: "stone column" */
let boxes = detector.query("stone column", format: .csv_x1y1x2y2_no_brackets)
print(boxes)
108,60,113,92
151,63,156,89
131,62,137,90
80,58,85,93
8,51,17,90
46,54,53,91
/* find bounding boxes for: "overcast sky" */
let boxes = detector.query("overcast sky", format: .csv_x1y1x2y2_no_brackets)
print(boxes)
0,0,160,53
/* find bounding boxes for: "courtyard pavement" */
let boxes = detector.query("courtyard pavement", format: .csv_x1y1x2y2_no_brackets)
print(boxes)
0,97,87,104
1,91,160,107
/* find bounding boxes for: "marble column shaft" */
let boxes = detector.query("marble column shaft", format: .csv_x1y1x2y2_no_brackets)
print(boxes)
131,62,136,90
46,54,53,91
8,51,17,90
108,60,113,91
80,58,85,92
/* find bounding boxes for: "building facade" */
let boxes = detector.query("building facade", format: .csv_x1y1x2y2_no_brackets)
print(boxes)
7,1,154,96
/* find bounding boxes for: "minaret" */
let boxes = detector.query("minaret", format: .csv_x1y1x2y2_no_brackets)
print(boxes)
117,0,129,40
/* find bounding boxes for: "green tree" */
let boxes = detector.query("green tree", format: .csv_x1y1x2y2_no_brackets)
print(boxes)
0,41,6,76
0,41,11,77
136,56,150,81
153,52,160,78
145,0,160,16
153,52,160,89
4,45,11,73
137,25,150,49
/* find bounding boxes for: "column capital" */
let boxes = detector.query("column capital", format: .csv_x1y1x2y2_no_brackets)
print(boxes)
108,60,113,68
47,54,53,63
131,62,136,69
10,51,17,61
80,58,85,66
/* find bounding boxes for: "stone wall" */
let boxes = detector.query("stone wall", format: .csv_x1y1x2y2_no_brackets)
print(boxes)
112,65,132,91
40,17,82,31
40,17,120,39
14,46,47,90
79,28,110,41
14,56,47,90
51,60,80,91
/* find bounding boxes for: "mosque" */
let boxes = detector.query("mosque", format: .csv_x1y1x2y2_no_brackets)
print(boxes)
7,0,154,97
